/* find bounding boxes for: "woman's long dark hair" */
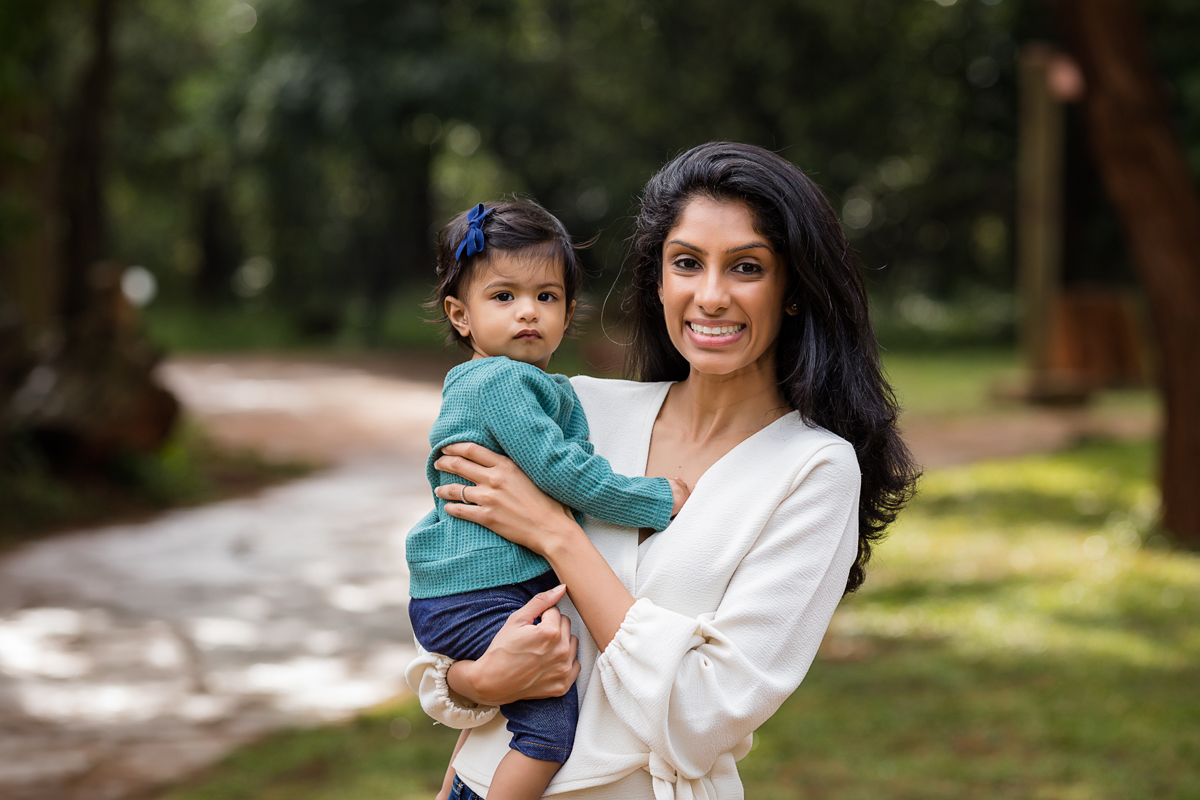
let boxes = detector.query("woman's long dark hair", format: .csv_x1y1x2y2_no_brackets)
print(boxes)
626,142,919,594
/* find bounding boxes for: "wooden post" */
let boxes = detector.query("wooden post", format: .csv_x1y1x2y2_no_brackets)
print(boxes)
1017,45,1066,392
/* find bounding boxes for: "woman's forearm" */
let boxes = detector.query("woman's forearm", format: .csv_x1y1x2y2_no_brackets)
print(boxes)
445,659,488,705
542,520,635,652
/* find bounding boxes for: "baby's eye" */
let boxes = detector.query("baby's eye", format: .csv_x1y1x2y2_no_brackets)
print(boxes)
538,292,558,302
494,292,514,302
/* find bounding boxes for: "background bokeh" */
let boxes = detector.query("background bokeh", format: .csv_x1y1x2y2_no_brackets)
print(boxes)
2,2,1199,799
5,0,1197,352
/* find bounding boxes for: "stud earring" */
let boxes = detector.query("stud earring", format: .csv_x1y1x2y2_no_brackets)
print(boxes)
786,302,799,315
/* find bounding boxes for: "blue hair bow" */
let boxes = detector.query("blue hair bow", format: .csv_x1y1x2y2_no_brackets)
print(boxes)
455,203,492,261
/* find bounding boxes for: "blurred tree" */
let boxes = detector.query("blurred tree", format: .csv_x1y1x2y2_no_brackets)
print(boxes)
0,0,61,339
59,0,117,328
1056,0,1200,545
8,0,1200,352
1,0,179,470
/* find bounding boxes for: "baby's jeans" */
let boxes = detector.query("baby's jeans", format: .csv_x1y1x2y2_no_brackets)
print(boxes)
408,570,577,763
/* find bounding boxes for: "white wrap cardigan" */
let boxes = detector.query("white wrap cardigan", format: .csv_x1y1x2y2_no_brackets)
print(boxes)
406,376,860,799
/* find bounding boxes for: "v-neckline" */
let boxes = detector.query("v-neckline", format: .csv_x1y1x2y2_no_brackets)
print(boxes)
636,382,801,509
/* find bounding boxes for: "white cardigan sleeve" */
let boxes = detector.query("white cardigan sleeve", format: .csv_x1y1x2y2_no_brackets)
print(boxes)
593,446,859,781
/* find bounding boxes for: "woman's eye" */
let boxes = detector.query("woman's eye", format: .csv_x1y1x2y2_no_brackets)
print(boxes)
732,262,762,275
538,292,557,302
494,292,513,302
672,257,701,271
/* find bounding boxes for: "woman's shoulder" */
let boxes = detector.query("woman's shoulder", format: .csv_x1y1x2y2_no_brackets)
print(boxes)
744,413,860,484
567,376,671,458
569,375,670,412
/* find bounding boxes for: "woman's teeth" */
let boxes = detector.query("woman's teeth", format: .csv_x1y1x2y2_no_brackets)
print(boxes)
688,323,744,336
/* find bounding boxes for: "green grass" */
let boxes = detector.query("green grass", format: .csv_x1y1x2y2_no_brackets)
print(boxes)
880,347,1019,416
739,437,1197,799
156,437,1198,800
156,699,459,800
878,346,1161,419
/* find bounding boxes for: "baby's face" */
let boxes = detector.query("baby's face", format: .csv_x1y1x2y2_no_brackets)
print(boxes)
445,254,574,370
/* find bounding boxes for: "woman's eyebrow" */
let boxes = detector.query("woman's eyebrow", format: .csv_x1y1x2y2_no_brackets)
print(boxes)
666,239,705,254
727,242,773,254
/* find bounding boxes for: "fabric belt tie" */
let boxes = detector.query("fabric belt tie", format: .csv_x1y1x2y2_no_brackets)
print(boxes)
645,752,712,800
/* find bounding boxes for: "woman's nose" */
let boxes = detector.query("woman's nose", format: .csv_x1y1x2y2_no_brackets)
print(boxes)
695,270,731,314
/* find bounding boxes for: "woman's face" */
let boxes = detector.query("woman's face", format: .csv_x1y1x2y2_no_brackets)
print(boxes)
659,196,790,378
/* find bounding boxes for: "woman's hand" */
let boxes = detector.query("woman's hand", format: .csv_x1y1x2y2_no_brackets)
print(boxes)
447,584,581,706
434,441,576,554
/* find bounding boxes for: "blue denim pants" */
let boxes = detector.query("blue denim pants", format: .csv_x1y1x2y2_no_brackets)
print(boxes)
449,774,485,800
409,570,577,763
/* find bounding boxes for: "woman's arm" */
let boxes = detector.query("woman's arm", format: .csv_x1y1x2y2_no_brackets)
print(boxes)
434,441,635,651
591,448,860,778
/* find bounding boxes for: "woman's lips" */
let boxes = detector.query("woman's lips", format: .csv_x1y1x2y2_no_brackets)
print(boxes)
685,321,746,346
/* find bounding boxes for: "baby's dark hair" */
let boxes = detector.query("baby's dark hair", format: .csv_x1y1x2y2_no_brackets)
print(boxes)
431,199,585,350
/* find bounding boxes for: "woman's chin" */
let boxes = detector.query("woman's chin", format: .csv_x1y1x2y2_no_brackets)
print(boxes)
674,342,778,379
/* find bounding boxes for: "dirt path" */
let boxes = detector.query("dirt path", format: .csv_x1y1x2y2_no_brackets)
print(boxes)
0,354,1159,800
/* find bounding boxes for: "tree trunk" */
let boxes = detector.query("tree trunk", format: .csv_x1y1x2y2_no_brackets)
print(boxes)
194,182,242,304
1056,0,1200,545
58,0,116,327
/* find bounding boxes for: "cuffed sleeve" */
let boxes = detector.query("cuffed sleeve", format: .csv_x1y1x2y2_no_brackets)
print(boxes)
405,643,499,729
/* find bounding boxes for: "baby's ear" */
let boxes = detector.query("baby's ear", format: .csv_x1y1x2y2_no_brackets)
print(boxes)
565,300,576,329
445,296,471,338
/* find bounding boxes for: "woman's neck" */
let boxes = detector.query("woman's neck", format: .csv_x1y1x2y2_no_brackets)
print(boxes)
666,357,791,444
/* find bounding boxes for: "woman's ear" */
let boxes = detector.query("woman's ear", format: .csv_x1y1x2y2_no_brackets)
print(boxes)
445,296,472,338
785,299,800,316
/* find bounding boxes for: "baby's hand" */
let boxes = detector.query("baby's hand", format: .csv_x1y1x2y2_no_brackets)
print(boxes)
667,477,691,519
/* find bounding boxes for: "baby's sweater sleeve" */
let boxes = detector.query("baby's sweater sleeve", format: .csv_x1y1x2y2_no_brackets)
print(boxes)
480,366,674,532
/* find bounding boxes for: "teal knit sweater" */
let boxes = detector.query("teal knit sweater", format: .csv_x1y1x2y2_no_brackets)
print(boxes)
405,357,674,599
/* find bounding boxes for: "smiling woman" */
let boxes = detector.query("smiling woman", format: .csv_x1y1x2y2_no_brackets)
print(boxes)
409,143,920,800
659,197,791,387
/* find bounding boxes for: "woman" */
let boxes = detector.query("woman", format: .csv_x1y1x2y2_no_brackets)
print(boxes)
406,141,918,799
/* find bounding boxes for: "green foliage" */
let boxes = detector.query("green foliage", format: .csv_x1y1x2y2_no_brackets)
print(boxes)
7,0,1200,344
153,437,1200,800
